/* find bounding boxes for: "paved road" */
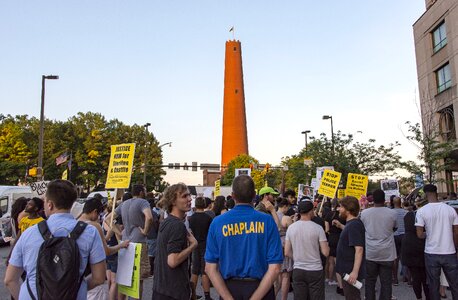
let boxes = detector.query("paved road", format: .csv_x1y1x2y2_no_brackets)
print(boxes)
0,244,452,300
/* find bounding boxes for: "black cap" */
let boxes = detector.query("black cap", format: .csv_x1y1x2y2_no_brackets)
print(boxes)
423,184,437,193
298,201,314,214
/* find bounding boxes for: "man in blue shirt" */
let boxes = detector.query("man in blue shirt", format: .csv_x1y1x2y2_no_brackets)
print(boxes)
4,180,106,300
205,175,283,300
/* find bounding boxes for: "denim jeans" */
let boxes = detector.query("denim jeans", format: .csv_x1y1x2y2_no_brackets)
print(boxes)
424,253,458,300
365,260,393,300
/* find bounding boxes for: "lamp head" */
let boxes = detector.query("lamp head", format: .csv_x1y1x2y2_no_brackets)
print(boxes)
144,122,151,128
301,130,311,134
44,75,59,80
322,115,332,120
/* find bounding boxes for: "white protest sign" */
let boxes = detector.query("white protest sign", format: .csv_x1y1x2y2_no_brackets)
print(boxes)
117,242,137,286
235,168,251,177
316,166,334,184
30,181,50,198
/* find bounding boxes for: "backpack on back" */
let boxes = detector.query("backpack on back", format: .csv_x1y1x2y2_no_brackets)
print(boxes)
27,220,87,300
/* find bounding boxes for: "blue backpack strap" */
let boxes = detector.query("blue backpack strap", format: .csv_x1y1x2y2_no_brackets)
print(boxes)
37,220,52,241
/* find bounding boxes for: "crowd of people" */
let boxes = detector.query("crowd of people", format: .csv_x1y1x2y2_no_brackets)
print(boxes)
3,178,458,300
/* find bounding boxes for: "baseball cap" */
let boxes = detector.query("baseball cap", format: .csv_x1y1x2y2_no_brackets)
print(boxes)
258,186,279,196
298,201,314,214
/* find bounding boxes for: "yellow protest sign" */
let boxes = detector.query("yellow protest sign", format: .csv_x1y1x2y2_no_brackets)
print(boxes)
118,243,141,298
317,169,342,198
214,180,221,197
28,167,37,177
61,169,68,180
338,189,345,199
106,143,136,189
345,173,368,199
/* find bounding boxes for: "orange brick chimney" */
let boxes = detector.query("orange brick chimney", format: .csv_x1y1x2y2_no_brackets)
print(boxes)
221,40,249,169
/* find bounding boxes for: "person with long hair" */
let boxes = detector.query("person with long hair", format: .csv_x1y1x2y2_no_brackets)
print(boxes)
212,195,227,216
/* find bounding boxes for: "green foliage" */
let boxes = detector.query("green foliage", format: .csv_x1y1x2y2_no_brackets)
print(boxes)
0,114,165,191
220,154,258,186
282,131,402,190
401,121,456,184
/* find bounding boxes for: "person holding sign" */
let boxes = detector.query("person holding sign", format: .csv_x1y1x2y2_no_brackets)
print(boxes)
114,184,153,298
153,183,198,300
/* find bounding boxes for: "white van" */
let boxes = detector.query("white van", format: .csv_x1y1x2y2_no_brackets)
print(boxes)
0,186,33,244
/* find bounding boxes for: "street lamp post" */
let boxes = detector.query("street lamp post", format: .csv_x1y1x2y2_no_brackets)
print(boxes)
322,115,334,157
143,123,151,185
37,75,59,181
301,130,311,157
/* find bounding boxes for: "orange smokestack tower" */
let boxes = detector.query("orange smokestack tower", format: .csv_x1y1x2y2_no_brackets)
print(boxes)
221,40,249,168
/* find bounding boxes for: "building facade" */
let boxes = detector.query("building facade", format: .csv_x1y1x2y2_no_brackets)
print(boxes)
413,0,458,193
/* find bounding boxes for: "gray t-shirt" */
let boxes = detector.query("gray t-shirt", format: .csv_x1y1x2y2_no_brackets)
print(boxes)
360,207,398,261
393,208,407,236
285,220,327,271
115,198,150,243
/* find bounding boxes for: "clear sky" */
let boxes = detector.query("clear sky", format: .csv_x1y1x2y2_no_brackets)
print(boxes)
1,1,426,185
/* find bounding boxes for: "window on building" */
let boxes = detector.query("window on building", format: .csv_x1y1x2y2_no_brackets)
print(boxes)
439,105,455,141
436,63,451,93
432,22,447,53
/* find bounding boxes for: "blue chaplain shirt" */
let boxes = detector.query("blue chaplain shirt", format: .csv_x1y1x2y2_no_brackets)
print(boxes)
205,204,283,280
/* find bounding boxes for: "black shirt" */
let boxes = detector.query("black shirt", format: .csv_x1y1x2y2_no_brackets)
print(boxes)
335,218,366,280
153,215,190,300
189,212,213,243
324,210,346,235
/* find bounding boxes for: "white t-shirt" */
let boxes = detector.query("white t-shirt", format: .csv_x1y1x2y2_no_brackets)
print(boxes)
415,202,458,254
285,220,327,271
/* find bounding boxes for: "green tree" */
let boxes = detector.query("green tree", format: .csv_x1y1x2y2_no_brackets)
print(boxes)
281,131,402,190
402,121,455,184
0,113,165,191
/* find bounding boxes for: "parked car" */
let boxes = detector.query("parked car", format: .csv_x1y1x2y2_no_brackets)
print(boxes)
0,186,33,244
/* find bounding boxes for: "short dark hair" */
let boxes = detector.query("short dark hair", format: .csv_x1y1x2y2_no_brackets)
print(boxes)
340,196,360,217
122,192,133,201
195,197,206,209
277,198,290,208
83,198,104,214
204,197,213,209
226,197,235,209
232,175,255,203
423,184,437,193
132,184,146,197
283,189,296,198
372,189,385,204
45,180,77,210
31,197,44,212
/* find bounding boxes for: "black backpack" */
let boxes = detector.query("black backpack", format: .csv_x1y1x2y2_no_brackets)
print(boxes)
27,220,88,300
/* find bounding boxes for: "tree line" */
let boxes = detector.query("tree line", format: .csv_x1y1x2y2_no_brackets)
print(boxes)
0,113,166,192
